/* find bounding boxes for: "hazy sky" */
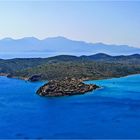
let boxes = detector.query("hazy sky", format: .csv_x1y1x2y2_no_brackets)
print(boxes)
0,1,140,47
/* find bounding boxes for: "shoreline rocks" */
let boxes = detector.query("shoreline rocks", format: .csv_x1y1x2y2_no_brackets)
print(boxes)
36,78,100,97
28,74,42,82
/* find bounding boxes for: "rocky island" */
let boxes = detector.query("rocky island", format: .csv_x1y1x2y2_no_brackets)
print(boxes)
36,78,100,97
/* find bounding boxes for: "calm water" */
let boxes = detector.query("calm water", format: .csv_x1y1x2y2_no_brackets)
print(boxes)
0,52,83,59
0,75,140,139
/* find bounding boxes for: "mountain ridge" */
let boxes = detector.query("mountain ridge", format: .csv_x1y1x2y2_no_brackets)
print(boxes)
0,36,140,56
0,53,140,81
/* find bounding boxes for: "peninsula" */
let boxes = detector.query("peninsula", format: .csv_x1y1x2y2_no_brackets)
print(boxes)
0,53,140,97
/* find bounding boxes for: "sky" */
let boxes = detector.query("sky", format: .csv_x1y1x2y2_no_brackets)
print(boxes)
0,1,140,47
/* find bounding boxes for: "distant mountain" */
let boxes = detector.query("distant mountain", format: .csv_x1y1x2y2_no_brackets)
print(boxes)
0,36,140,57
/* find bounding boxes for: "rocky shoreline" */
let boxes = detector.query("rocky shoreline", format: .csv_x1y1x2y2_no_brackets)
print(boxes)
36,78,100,97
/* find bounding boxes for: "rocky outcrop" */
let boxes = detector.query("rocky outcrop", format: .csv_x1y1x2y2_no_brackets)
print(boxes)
36,78,100,97
28,74,42,82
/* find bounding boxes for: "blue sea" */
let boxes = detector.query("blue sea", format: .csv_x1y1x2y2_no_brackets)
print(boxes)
0,74,140,139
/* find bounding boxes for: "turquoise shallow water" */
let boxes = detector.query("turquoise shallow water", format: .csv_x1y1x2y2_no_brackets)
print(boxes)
0,74,140,139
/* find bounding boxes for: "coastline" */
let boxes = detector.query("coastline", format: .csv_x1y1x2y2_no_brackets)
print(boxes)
0,73,140,97
1,72,140,82
82,73,140,82
0,74,29,81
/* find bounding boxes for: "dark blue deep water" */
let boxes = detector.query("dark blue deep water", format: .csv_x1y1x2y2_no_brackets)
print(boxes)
0,74,140,139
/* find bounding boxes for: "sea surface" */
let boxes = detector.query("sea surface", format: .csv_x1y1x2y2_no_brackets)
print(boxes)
0,74,140,139
0,52,83,59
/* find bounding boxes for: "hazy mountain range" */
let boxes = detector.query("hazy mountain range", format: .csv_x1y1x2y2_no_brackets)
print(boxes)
0,36,140,58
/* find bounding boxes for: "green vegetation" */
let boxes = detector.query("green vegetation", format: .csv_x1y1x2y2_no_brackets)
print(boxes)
0,53,140,81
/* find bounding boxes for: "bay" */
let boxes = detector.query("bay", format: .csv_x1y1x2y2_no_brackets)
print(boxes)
0,74,140,139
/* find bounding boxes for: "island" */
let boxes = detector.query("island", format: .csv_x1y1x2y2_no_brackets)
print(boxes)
36,78,100,97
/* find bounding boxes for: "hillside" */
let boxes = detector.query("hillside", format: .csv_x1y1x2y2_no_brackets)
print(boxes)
0,53,140,81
